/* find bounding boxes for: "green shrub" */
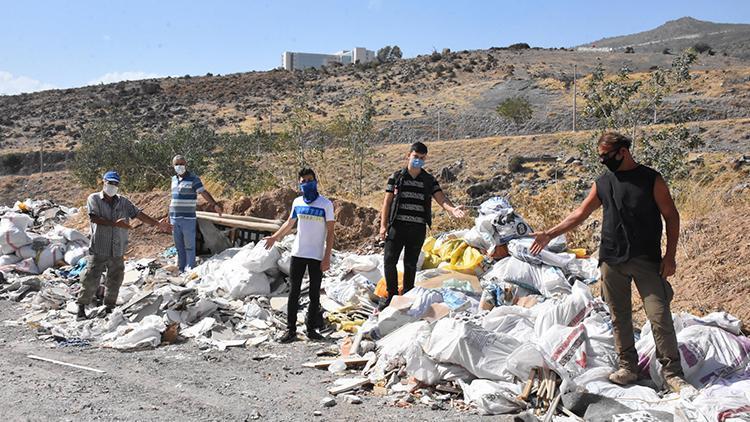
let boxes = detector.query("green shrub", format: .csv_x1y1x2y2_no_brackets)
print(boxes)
71,119,219,191
1,152,26,174
508,43,530,50
496,97,533,126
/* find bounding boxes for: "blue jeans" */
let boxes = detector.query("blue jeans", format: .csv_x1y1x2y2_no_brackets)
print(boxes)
172,218,197,272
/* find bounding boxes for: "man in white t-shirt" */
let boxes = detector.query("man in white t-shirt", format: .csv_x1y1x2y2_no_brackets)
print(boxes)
264,168,335,343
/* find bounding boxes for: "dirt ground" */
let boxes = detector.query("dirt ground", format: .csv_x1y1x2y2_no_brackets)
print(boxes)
0,301,513,422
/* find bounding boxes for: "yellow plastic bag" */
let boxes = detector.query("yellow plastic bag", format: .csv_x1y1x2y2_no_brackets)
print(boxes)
438,241,485,275
422,237,437,253
421,236,444,270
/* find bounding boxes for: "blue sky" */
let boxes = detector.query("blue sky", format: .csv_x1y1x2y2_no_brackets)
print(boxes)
1,0,748,94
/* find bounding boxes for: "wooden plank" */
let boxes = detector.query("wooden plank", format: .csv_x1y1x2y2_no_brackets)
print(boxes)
327,378,371,395
196,213,281,232
196,211,283,225
302,356,370,369
28,355,105,374
518,367,537,401
543,393,562,422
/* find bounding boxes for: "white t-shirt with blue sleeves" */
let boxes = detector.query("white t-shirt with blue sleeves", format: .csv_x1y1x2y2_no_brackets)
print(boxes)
290,195,335,261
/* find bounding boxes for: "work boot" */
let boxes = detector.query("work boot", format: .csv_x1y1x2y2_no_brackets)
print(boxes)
377,296,392,312
306,328,325,341
76,304,87,321
608,368,638,385
104,305,114,314
664,375,692,394
278,330,298,344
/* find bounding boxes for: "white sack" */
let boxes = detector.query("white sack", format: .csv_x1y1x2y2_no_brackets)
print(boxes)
484,256,570,298
534,280,593,337
110,315,166,350
230,240,280,273
0,254,22,266
459,379,525,415
0,213,33,254
425,318,520,381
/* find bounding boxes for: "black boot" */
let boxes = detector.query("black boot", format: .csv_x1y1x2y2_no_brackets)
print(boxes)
278,330,298,343
76,304,87,321
306,327,325,341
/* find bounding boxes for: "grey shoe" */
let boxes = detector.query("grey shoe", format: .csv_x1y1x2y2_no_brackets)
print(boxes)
664,375,692,393
608,368,638,385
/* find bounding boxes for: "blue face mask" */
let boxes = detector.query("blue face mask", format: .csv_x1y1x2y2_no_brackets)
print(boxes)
300,180,319,203
410,158,425,169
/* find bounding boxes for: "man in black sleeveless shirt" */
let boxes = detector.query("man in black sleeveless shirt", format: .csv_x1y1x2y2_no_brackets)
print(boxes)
378,142,466,310
530,132,691,393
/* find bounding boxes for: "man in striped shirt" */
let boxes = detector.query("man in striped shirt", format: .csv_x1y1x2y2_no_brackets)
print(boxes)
379,142,465,310
77,170,169,320
170,155,223,272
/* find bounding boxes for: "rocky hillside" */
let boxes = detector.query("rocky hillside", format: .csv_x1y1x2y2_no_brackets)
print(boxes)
2,46,750,161
584,17,750,59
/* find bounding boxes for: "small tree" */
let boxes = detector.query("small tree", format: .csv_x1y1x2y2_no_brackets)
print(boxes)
331,92,377,197
639,126,703,181
496,97,533,126
692,42,712,54
390,45,403,59
208,128,275,195
377,46,393,63
508,43,530,50
574,50,702,183
624,46,635,54
287,94,314,167
72,118,140,189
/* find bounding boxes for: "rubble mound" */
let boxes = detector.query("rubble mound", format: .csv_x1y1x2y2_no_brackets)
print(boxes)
221,187,380,251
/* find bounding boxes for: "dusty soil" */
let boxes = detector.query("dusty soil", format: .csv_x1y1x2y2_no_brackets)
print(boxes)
0,171,88,208
0,301,509,422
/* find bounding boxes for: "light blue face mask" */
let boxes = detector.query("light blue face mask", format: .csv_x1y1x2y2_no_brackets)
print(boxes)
410,158,425,169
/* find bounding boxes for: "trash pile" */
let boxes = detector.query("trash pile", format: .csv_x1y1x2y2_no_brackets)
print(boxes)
1,197,749,421
0,199,85,274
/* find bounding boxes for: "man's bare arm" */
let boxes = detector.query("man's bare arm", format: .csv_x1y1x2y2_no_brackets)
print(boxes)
530,182,602,254
653,176,680,277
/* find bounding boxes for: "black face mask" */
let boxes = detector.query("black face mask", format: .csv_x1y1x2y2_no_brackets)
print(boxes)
600,151,623,172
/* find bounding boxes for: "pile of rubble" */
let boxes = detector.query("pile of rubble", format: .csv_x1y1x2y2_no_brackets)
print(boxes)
1,197,749,421
0,199,85,274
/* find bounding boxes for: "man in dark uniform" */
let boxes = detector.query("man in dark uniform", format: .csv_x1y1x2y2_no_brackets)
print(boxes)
530,132,691,393
378,142,465,310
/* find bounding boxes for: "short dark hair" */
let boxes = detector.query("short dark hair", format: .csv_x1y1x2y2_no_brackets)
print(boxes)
598,132,632,150
298,167,316,180
410,142,428,154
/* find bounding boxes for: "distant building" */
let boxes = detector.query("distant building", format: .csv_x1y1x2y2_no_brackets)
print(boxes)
576,46,615,53
281,47,376,70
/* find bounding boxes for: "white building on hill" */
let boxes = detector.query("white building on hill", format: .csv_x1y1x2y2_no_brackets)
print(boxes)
281,47,376,70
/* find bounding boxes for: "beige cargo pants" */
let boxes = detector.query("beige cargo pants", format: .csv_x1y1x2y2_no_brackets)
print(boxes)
600,256,684,379
76,254,125,308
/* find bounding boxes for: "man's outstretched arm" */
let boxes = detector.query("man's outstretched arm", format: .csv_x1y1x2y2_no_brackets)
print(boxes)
530,182,602,255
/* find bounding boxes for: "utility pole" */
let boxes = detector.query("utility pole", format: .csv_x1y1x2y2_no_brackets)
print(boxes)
573,64,577,132
437,109,441,141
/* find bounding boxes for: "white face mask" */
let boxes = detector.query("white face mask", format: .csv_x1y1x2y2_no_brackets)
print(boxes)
174,165,186,175
103,184,118,197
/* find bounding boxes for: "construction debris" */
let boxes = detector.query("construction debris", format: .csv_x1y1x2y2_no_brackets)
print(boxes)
1,197,749,420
